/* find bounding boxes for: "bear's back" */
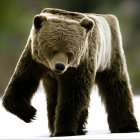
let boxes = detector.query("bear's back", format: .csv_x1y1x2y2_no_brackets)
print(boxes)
41,8,86,23
41,8,116,26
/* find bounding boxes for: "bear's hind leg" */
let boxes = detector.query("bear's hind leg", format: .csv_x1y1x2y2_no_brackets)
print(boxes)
42,75,58,136
95,70,139,133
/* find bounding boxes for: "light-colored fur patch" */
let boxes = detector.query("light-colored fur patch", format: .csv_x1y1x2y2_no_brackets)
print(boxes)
90,15,112,72
50,52,68,71
40,13,80,24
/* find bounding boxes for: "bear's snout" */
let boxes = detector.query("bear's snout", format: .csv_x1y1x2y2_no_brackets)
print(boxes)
49,52,68,74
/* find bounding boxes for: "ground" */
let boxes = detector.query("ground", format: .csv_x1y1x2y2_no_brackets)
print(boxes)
0,83,140,139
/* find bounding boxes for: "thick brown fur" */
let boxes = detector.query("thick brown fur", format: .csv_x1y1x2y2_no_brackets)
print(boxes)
2,8,139,137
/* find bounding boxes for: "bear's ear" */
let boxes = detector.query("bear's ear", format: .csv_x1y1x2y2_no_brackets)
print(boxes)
80,17,94,32
33,15,47,29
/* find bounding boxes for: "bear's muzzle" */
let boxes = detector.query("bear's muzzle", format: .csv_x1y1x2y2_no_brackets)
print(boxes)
50,52,68,74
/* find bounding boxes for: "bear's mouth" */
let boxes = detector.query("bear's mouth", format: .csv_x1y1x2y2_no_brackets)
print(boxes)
53,69,65,74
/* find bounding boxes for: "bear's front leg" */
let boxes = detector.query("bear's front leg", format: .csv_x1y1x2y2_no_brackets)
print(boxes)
42,74,58,136
53,63,95,136
2,41,45,122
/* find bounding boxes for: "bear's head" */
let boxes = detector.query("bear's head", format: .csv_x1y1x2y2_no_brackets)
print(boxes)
30,9,94,74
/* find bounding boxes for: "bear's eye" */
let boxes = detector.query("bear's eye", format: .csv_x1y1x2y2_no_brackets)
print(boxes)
52,50,58,56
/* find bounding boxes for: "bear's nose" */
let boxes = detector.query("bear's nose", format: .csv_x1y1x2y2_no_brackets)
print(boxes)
55,63,65,72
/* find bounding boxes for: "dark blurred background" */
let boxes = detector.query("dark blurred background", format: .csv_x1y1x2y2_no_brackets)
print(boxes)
0,0,140,96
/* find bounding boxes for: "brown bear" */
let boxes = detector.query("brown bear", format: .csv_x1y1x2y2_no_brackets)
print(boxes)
2,8,139,136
